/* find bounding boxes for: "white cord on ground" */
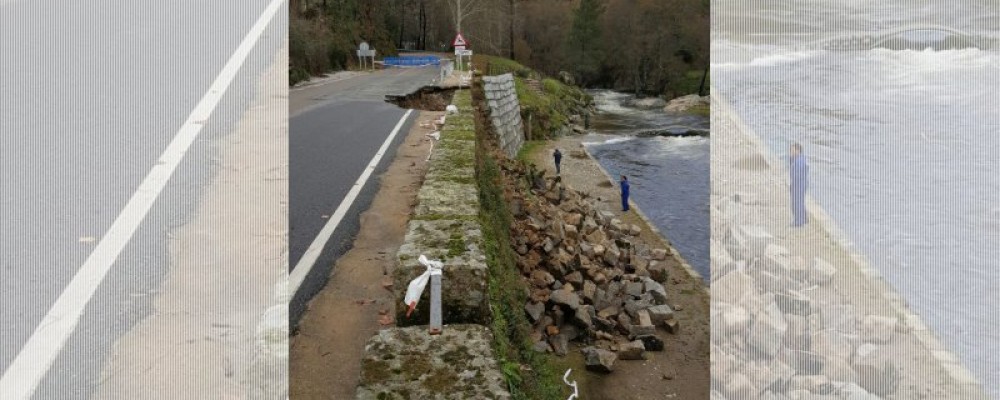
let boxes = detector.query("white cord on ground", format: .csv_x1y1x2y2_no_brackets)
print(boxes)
563,368,579,400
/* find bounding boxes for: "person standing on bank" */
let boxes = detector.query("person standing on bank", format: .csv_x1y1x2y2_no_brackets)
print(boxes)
553,148,563,175
789,142,809,227
620,175,630,212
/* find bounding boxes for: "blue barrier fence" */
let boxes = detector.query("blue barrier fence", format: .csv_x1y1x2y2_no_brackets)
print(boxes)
383,56,441,67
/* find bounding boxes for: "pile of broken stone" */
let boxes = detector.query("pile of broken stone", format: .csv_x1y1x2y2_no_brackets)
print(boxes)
505,164,679,374
710,197,907,400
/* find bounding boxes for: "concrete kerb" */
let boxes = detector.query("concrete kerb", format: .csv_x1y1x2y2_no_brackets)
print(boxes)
395,90,488,325
358,90,509,398
710,87,983,388
357,325,510,400
580,146,709,295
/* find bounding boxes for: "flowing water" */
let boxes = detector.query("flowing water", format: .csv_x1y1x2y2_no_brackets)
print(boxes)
584,90,711,281
713,0,1000,394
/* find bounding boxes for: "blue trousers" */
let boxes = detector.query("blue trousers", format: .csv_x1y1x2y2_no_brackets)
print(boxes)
791,188,807,226
622,194,629,211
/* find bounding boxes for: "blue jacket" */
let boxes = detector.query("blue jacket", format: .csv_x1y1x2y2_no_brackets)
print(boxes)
790,155,808,193
621,180,630,197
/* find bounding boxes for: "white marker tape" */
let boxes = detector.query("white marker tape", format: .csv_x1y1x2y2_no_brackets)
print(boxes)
563,368,579,400
404,255,443,318
0,0,286,398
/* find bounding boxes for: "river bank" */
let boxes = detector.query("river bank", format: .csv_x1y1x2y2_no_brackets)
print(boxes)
709,91,986,399
524,136,710,399
713,4,1000,391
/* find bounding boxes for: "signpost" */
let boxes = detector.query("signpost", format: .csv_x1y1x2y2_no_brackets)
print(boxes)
452,33,467,47
356,41,376,71
452,33,470,72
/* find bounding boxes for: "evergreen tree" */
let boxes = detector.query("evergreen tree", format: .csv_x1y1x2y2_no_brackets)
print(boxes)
567,0,605,85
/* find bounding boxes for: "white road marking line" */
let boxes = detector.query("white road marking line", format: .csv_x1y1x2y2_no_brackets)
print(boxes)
288,109,414,296
0,0,285,398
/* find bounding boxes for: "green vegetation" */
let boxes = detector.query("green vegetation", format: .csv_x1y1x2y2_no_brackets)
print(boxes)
473,87,565,400
289,0,707,96
516,140,545,163
484,56,536,78
676,69,711,97
475,55,591,140
446,232,466,258
687,103,710,117
289,0,399,85
566,0,606,85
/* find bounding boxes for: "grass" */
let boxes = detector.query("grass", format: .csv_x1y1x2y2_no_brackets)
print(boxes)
516,140,546,163
688,103,710,117
472,55,591,140
474,55,535,78
672,69,710,98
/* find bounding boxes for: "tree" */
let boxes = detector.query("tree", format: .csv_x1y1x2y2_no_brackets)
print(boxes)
508,0,515,59
447,0,484,34
567,0,605,85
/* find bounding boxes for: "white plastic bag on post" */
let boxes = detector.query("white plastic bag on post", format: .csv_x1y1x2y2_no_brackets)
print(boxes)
404,255,443,318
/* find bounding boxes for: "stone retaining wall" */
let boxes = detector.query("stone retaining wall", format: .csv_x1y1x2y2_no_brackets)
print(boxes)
482,74,524,158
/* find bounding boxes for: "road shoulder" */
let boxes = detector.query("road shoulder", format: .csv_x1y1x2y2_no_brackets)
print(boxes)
91,44,289,400
289,110,440,399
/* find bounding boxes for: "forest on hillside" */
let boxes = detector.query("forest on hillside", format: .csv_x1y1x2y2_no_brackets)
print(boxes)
289,0,709,98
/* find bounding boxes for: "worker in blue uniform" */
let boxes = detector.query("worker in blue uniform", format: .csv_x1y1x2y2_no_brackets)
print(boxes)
620,175,630,212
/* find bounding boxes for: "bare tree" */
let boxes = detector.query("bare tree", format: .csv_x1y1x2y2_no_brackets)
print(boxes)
447,0,485,34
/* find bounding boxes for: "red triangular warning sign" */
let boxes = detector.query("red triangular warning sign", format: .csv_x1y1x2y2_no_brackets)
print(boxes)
452,33,467,47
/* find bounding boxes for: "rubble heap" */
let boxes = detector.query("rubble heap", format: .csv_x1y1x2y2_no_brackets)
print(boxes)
710,208,906,399
499,161,680,373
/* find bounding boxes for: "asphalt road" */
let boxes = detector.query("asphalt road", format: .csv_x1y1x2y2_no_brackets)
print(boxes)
289,67,440,326
0,1,286,398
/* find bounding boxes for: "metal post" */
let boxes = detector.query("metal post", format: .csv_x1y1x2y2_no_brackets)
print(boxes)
429,273,442,334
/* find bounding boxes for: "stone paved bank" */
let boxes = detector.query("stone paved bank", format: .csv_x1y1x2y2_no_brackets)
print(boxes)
356,91,511,399
709,90,987,399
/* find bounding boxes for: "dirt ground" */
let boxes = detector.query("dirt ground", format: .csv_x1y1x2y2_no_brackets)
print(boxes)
528,137,711,400
288,110,441,399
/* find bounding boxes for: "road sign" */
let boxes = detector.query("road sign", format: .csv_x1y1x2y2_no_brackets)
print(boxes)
357,41,375,57
357,41,376,70
457,49,473,56
452,33,467,47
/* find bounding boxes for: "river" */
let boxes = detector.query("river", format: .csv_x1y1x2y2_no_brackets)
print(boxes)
713,0,1000,395
583,90,711,281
